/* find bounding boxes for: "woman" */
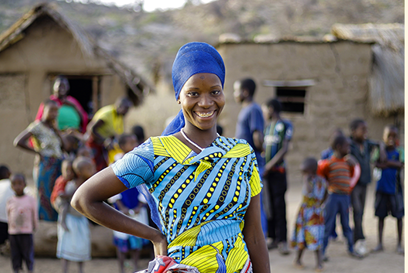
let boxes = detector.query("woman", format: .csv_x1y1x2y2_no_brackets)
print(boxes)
14,99,66,222
71,42,270,272
35,76,88,133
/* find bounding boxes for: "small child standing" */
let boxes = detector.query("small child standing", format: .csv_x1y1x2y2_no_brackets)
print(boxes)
109,133,148,273
57,157,96,273
51,159,75,231
318,135,363,261
291,157,327,272
6,173,38,273
372,125,404,254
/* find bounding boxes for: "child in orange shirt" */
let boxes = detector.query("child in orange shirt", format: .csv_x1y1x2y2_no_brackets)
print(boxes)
318,135,363,261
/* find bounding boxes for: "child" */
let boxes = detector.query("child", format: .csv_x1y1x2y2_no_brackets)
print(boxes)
0,165,13,249
320,129,344,242
349,118,379,255
110,133,148,273
51,160,75,231
318,135,363,261
291,157,326,272
372,125,404,254
6,173,38,273
56,157,95,273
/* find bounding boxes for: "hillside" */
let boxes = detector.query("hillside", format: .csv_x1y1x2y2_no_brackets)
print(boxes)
0,0,403,86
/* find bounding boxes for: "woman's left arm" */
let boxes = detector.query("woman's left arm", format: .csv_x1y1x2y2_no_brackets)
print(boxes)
242,194,270,273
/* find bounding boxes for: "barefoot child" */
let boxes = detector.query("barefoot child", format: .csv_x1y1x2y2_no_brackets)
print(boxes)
372,125,404,254
57,157,96,273
7,174,38,273
291,157,327,272
51,160,75,231
318,135,363,261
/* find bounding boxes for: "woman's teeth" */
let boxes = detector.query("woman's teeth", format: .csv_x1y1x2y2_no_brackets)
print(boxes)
196,111,214,117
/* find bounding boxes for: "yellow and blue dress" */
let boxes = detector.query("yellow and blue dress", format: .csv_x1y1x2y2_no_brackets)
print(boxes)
111,135,262,273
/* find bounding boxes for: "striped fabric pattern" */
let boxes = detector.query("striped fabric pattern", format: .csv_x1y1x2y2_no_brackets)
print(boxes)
112,135,262,273
318,157,353,194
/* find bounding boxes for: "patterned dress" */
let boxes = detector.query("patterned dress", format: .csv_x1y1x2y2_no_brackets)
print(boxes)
112,136,262,273
28,121,63,222
291,175,326,250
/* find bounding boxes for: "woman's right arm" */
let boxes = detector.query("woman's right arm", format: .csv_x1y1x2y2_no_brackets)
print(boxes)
71,166,168,256
13,129,41,158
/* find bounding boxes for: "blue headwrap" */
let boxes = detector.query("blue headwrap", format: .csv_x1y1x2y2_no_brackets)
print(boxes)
161,42,225,136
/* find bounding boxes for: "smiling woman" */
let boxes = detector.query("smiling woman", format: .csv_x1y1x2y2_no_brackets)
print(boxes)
71,42,270,273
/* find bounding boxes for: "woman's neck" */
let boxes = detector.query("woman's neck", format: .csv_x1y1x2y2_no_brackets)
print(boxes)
177,124,218,152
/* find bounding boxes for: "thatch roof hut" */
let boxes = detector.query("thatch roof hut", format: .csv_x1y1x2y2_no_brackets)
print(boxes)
0,3,153,106
0,2,157,183
332,23,404,117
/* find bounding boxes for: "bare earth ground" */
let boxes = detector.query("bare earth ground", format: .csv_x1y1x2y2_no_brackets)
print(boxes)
0,183,404,273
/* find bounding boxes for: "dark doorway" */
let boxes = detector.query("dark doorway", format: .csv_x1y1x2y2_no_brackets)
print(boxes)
66,78,93,119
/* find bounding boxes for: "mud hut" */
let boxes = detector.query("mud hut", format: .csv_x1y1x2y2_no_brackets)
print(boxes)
0,3,153,177
215,24,404,183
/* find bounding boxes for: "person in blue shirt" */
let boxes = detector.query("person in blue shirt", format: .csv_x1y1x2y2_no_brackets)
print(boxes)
234,78,265,167
372,125,404,255
234,78,268,236
263,98,293,255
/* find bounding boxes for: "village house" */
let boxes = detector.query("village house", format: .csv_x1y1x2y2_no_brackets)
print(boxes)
211,23,404,183
0,3,153,178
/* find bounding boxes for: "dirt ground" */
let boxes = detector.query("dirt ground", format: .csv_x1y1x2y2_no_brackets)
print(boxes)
0,183,404,273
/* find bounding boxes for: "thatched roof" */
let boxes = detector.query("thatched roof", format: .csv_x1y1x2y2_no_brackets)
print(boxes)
332,23,404,116
0,3,154,106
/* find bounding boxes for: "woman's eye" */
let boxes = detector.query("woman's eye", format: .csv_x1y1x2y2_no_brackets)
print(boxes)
187,91,199,97
212,90,221,95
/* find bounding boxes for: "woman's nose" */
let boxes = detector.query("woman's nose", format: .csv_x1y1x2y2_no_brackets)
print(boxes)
198,94,214,107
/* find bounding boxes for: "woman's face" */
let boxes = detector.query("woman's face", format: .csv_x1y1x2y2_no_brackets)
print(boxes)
178,73,225,131
53,78,69,98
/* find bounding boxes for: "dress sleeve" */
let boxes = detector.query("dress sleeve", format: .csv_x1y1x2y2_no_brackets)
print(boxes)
248,151,263,197
111,140,155,189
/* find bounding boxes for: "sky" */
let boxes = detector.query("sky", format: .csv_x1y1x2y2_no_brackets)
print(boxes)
84,0,215,12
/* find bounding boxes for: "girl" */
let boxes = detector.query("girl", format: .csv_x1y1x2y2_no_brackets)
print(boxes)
14,99,66,222
291,157,327,272
71,42,270,273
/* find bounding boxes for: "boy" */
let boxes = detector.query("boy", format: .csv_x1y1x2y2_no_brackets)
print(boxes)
7,173,38,273
349,119,379,254
372,125,404,254
262,98,293,254
318,135,363,261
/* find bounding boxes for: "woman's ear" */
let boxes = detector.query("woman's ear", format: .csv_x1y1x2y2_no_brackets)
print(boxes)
177,100,181,104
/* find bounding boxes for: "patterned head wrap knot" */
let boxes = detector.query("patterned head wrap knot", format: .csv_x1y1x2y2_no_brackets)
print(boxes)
162,42,225,136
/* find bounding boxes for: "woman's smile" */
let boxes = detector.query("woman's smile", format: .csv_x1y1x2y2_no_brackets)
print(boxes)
195,110,216,118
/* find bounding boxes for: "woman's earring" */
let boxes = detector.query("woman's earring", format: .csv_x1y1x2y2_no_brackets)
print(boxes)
177,100,181,104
